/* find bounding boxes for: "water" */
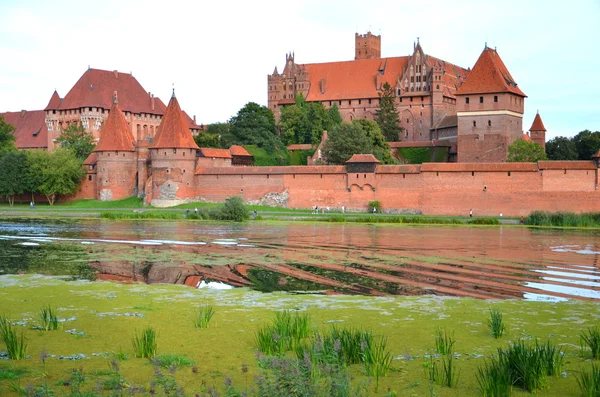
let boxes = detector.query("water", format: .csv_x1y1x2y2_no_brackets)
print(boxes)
0,218,598,301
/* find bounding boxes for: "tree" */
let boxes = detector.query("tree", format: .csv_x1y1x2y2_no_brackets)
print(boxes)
507,139,548,162
228,102,282,152
55,123,96,161
351,119,396,164
375,82,403,142
322,123,373,165
24,150,47,204
279,105,306,145
545,136,578,160
0,115,17,156
573,130,600,160
327,104,342,131
28,149,84,205
0,152,28,206
194,132,221,148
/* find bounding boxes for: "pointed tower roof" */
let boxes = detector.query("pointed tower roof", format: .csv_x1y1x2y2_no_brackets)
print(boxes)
44,90,62,110
529,112,547,132
94,92,136,152
151,93,199,149
456,47,526,97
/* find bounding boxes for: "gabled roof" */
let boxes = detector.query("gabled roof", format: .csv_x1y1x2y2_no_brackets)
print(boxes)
48,68,164,114
229,145,252,157
0,110,48,149
529,113,547,131
455,47,526,97
199,148,232,158
44,90,61,111
346,153,380,163
152,94,200,150
94,96,136,152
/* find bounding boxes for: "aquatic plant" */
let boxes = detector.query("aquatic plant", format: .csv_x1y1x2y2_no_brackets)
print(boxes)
576,362,600,397
0,315,28,360
153,354,195,368
469,217,500,225
527,211,600,227
476,357,512,397
580,326,600,359
434,327,455,355
362,336,393,391
132,327,157,359
255,310,312,355
439,354,460,388
487,309,506,339
39,305,59,331
193,304,215,329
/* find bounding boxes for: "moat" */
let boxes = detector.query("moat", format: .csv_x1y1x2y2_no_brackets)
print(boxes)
1,218,598,301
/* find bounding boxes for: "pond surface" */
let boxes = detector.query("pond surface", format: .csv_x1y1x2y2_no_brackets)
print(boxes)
0,218,599,301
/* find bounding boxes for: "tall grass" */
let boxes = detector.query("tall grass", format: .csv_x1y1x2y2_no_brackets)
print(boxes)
362,336,393,392
0,315,28,360
435,328,455,355
580,326,600,359
254,310,312,355
487,309,506,339
527,211,600,227
132,327,157,359
193,305,215,329
39,305,59,331
477,357,512,397
100,211,181,220
577,362,600,397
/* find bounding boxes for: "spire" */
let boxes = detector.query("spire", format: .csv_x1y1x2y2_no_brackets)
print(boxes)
151,94,199,150
94,99,136,152
529,112,547,132
44,90,62,111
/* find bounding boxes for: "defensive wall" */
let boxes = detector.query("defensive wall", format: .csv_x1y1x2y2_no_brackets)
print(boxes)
193,161,600,216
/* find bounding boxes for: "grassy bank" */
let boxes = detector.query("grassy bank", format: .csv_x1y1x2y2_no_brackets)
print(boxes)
527,211,600,227
0,275,598,396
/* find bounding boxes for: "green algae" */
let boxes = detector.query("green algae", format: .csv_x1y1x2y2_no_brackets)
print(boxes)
0,275,598,396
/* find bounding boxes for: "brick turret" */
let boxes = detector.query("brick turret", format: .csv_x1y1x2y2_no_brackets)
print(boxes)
355,32,381,60
528,112,546,151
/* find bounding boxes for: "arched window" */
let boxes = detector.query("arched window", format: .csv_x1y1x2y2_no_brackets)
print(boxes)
473,121,477,127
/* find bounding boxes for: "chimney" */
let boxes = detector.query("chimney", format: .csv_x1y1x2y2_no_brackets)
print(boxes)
320,78,326,94
151,94,155,111
193,115,196,123
113,70,118,79
20,110,26,118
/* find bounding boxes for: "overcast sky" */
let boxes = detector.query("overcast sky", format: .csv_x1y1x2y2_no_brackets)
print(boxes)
0,0,598,139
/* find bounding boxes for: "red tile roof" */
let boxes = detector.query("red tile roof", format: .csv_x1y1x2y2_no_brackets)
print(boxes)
229,145,252,157
522,133,532,142
346,154,380,163
93,98,136,152
46,68,164,114
152,95,200,149
456,48,526,97
529,113,546,131
0,110,48,149
44,90,61,110
83,152,97,165
199,148,232,158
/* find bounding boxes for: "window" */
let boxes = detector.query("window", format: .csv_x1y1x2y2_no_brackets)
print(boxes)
488,120,491,126
410,97,413,102
466,97,470,104
368,99,372,104
358,99,362,105
494,95,498,103
88,175,92,181
479,96,483,104
473,121,476,127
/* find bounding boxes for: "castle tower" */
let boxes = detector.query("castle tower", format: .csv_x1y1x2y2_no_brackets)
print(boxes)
455,46,527,162
149,91,200,206
528,111,546,151
355,31,381,60
94,92,138,201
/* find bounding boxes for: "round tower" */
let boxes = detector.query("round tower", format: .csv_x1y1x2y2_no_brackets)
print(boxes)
94,92,138,201
149,91,200,206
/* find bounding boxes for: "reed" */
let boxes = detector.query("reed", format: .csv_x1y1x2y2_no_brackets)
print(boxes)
39,305,59,331
255,310,312,355
193,304,215,329
439,354,460,388
527,211,600,227
487,309,506,339
132,327,157,359
434,327,455,355
476,357,512,397
580,326,600,359
362,336,393,392
0,315,28,360
576,362,600,397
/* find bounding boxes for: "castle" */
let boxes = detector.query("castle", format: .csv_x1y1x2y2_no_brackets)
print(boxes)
268,33,546,162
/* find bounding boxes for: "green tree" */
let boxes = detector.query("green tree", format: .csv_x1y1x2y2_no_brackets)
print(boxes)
279,105,306,145
573,130,600,160
327,104,342,131
55,123,96,161
322,123,374,165
351,119,396,164
28,149,84,205
545,136,578,160
228,102,282,152
0,152,28,206
24,150,47,204
194,132,220,148
375,82,403,142
304,102,330,144
507,139,548,162
0,115,17,156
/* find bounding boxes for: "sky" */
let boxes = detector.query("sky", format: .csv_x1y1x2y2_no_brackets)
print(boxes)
0,0,598,140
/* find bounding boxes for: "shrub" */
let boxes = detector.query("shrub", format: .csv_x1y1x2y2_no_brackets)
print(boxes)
193,305,215,329
0,315,27,360
580,327,600,359
487,309,506,339
132,327,157,359
213,196,249,222
367,201,381,213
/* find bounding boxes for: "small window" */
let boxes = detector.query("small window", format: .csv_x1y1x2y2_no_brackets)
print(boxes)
508,172,511,176
473,121,476,127
488,120,491,126
410,97,413,102
479,96,483,104
88,175,92,181
472,171,475,176
358,99,362,105
494,95,498,103
466,97,470,104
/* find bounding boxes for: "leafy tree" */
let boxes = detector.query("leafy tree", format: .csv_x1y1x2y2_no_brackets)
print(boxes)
55,123,96,161
28,149,84,205
279,97,342,146
0,152,28,206
573,130,600,160
194,132,220,148
0,115,17,156
375,82,403,142
327,104,342,131
351,119,396,164
279,105,306,145
545,136,578,160
322,123,373,165
24,150,47,204
507,139,548,162
228,102,282,152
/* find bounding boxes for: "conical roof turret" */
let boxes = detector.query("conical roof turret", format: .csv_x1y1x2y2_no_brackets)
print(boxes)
151,93,199,149
529,112,547,132
44,90,61,110
94,92,136,152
